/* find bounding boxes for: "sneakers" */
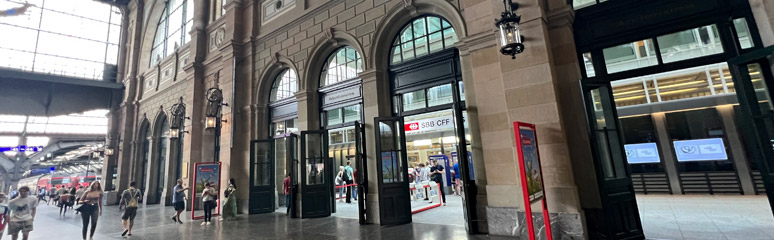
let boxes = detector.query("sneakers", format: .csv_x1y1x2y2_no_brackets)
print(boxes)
201,221,207,226
171,216,177,222
206,221,212,226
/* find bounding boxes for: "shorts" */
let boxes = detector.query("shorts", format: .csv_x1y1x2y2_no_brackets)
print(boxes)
7,220,33,235
121,207,138,220
174,201,185,211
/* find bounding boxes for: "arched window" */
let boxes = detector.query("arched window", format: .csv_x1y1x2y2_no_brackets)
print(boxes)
150,0,194,66
271,69,298,102
390,16,457,65
321,46,363,87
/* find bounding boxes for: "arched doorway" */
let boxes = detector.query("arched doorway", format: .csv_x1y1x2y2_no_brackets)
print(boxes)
374,15,477,228
152,114,169,204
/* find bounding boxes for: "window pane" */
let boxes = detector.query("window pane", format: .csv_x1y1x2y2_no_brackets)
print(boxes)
733,18,754,49
442,27,457,48
414,37,429,57
612,79,651,107
657,25,723,63
327,109,342,125
343,105,360,123
582,52,595,78
428,32,443,53
330,129,344,145
389,16,457,65
603,39,657,73
427,84,453,107
573,0,597,9
402,89,426,111
401,41,415,62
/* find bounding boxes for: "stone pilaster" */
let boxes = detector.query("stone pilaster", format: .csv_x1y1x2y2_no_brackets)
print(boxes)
358,69,392,224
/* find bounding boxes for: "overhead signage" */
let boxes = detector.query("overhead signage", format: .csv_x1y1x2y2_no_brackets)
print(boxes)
322,85,361,106
404,115,454,134
624,143,660,164
272,101,298,119
673,138,728,162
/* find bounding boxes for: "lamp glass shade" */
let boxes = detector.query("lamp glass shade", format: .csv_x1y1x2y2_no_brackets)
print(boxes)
206,116,217,129
499,22,521,48
170,128,180,139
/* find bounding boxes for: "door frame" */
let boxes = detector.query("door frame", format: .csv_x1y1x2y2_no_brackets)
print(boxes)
249,139,275,214
374,116,412,225
355,121,369,224
728,45,774,215
581,78,645,239
300,130,332,218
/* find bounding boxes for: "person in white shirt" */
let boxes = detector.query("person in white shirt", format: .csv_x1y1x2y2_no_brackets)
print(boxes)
201,183,217,226
7,186,37,240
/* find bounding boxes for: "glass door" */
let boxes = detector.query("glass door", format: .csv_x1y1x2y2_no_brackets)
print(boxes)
581,79,644,239
728,46,774,214
249,139,275,214
355,121,368,224
374,117,411,225
300,130,332,218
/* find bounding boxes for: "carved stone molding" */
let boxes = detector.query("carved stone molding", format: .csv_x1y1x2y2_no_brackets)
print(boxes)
209,26,226,52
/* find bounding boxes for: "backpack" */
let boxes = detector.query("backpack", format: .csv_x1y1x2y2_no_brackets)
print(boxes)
127,189,139,208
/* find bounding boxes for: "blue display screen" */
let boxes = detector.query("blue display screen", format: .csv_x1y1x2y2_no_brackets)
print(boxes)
624,143,660,164
673,138,728,161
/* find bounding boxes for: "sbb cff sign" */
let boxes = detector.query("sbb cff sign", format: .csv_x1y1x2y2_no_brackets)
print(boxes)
404,116,454,133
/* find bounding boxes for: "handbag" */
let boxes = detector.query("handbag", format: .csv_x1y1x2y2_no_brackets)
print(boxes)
75,203,95,213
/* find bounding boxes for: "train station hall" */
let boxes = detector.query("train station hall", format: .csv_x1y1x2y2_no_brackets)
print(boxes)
2,0,774,239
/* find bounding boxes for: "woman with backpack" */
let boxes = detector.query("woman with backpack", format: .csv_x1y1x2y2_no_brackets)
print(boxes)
119,181,142,237
220,178,237,221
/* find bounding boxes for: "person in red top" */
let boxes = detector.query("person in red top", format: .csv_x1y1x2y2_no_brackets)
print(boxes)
283,174,292,216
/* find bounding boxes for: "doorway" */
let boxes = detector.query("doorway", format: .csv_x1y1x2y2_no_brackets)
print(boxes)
580,37,774,240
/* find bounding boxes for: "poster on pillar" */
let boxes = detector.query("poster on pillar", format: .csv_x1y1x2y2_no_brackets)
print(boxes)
191,162,221,220
514,122,544,203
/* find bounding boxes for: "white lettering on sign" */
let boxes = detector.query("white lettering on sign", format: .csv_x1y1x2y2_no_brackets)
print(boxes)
323,86,361,105
404,115,455,134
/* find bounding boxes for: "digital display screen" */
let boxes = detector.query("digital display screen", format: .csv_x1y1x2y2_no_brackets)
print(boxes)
624,143,660,164
673,138,728,161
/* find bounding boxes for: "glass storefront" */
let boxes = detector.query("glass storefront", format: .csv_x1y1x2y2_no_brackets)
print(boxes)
405,110,471,185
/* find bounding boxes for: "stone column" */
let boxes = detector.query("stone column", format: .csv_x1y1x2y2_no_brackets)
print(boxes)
358,69,392,224
717,105,756,194
457,32,492,234
652,113,682,194
461,0,584,238
749,0,774,46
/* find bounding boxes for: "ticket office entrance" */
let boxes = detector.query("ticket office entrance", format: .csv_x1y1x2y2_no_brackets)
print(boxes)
575,1,774,238
320,79,368,222
375,48,480,232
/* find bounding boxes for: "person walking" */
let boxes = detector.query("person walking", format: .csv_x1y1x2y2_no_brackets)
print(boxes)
36,188,46,204
69,187,77,210
7,186,37,240
74,186,85,215
283,174,292,216
200,183,217,226
221,178,237,221
0,192,9,240
78,181,103,240
344,161,354,204
430,160,446,206
170,179,188,224
58,187,71,216
47,187,56,205
119,182,141,237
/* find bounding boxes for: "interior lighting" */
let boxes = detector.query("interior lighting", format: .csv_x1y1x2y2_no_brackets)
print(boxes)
413,139,432,146
495,0,524,59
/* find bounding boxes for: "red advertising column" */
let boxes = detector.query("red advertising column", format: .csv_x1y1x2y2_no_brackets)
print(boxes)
513,122,553,240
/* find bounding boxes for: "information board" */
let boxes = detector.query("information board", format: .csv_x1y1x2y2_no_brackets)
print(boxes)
516,125,544,203
191,162,221,220
673,138,728,161
624,143,661,164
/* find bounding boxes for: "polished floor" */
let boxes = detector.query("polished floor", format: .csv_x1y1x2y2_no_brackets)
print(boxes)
27,200,491,240
637,194,774,240
21,194,774,239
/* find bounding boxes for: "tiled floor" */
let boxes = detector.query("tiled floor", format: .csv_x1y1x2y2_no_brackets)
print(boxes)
637,194,774,240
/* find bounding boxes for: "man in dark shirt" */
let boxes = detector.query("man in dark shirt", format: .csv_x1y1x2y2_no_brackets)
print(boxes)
430,160,446,206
